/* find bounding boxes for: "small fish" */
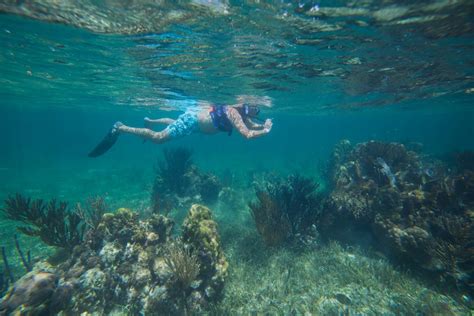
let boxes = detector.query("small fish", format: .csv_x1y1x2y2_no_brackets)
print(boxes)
423,168,434,178
375,157,396,187
310,4,320,12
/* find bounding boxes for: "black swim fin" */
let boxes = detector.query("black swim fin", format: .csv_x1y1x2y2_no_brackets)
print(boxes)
88,127,120,158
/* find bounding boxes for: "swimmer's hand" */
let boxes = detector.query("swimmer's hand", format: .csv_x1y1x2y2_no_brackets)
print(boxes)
264,119,273,132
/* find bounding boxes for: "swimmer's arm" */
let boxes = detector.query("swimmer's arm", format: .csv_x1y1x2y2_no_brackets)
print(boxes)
227,108,272,139
244,117,264,130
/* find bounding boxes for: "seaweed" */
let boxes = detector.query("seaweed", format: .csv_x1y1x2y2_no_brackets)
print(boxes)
249,190,291,247
158,147,193,196
280,175,321,233
13,235,31,272
150,191,174,215
75,196,108,230
164,240,200,294
1,247,14,284
1,194,85,251
0,268,6,298
431,216,474,290
151,147,223,213
151,147,193,213
0,236,32,298
249,174,322,246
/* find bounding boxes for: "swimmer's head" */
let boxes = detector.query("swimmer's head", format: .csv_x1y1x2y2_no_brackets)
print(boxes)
243,104,260,117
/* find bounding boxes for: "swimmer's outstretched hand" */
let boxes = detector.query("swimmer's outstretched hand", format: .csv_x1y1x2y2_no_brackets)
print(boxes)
264,119,273,132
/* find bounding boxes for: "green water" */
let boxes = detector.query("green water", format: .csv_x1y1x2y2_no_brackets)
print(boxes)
0,1,474,314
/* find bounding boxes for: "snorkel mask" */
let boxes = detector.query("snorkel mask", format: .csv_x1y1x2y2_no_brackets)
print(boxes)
243,104,260,117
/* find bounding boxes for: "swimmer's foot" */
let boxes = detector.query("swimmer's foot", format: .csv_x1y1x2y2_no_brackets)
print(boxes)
88,122,123,158
112,121,124,133
144,117,152,129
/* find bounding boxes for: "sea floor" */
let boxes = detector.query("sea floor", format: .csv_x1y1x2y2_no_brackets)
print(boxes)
0,166,471,315
217,230,469,315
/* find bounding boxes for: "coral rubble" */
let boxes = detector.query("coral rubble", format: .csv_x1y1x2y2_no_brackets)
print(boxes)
0,204,228,315
321,140,474,295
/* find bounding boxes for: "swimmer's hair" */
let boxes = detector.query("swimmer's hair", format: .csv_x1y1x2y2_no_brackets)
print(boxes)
237,95,273,108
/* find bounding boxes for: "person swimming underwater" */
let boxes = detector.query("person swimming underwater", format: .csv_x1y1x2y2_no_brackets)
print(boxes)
88,97,273,157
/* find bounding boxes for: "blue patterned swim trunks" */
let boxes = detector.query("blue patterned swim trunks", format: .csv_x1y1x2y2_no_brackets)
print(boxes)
165,112,199,139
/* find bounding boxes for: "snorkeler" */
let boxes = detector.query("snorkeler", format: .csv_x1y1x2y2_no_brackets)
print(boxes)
88,97,273,157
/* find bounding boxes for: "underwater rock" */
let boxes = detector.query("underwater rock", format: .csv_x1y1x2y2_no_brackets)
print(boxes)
321,140,474,295
1,205,228,314
0,271,64,315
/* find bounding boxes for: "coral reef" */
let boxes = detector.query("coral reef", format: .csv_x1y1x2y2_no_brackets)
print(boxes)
0,204,228,315
249,174,322,246
321,140,474,295
152,147,222,213
181,204,228,303
1,194,84,251
0,235,32,292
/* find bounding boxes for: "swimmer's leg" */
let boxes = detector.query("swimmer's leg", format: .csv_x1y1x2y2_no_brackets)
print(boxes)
144,117,175,126
117,123,171,144
88,121,172,157
144,117,175,130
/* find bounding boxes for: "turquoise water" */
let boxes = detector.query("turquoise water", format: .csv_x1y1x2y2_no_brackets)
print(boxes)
1,1,474,314
1,11,473,199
